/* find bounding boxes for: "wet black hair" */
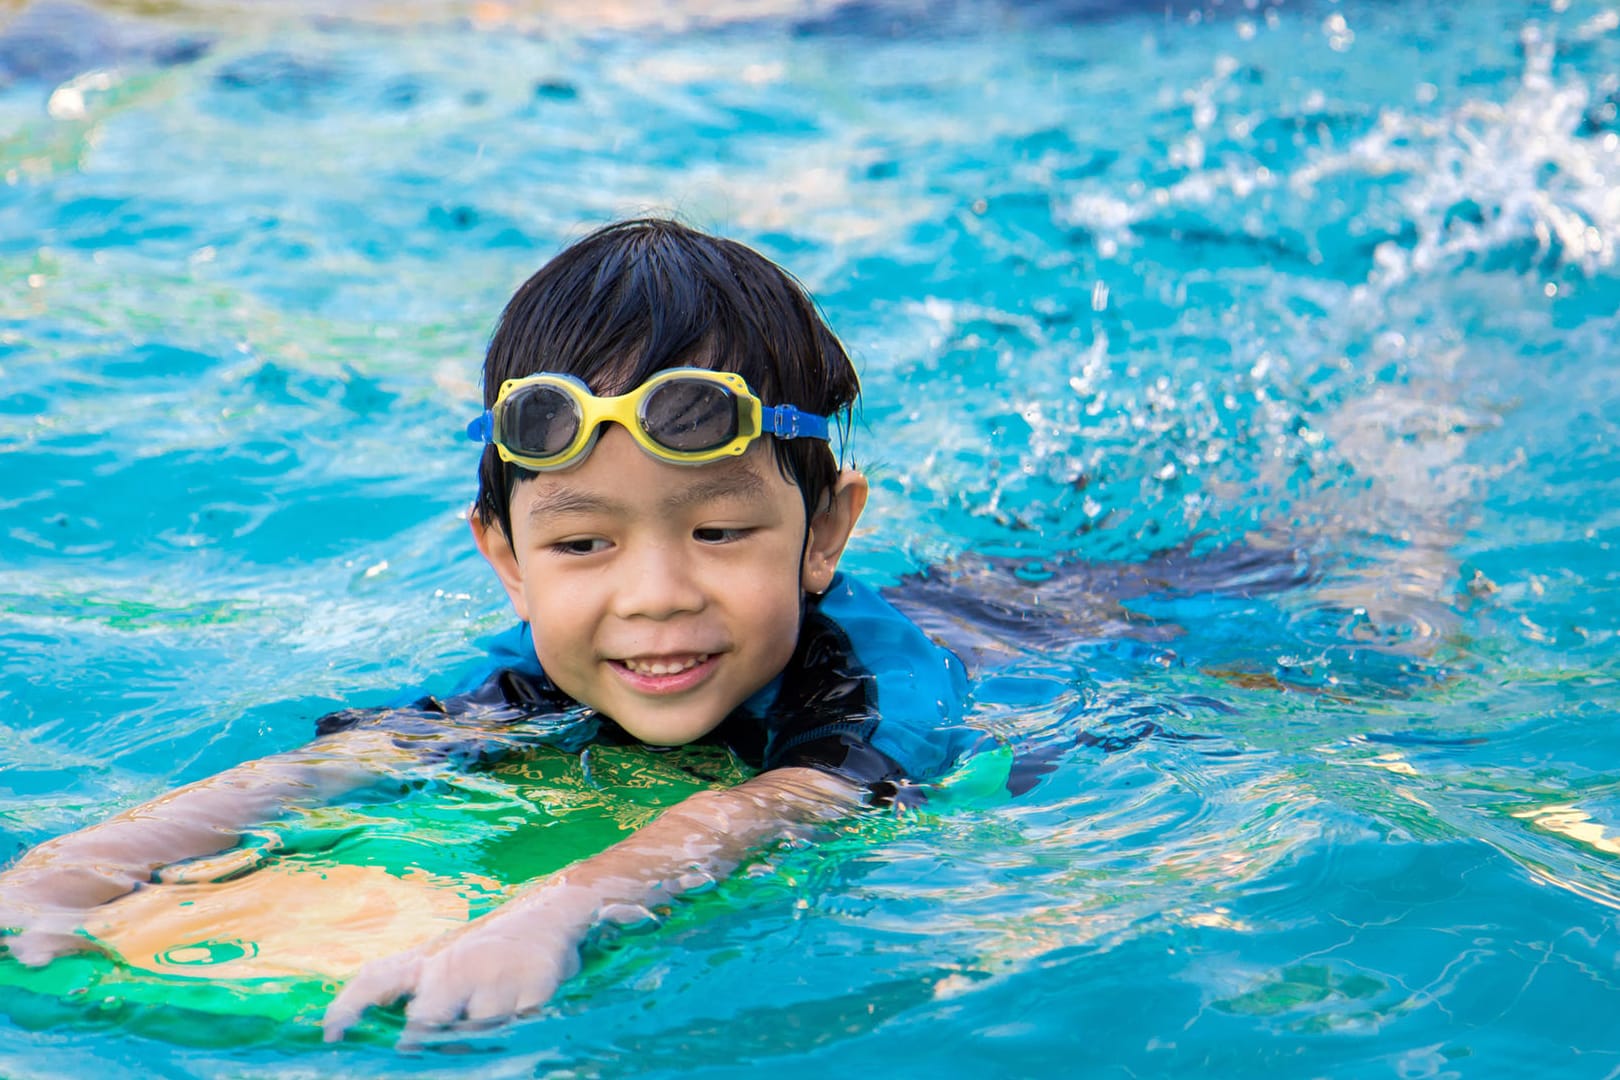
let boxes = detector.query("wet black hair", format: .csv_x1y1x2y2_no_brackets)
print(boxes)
474,218,860,543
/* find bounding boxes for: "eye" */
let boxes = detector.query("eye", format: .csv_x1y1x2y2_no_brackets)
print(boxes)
551,537,610,556
693,527,751,544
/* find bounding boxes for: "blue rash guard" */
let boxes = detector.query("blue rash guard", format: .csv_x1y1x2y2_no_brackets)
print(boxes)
317,573,977,795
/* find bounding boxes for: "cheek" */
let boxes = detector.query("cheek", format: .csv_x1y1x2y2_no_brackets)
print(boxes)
744,577,807,664
521,581,595,665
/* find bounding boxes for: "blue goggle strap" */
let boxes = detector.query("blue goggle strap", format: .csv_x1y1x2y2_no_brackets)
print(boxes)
760,403,830,441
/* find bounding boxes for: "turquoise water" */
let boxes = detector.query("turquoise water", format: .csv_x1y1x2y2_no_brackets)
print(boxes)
3,0,1619,1074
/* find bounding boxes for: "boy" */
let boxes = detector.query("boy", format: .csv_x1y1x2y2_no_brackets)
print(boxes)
0,219,971,1041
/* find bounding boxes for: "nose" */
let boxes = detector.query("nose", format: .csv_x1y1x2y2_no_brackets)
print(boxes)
609,539,707,621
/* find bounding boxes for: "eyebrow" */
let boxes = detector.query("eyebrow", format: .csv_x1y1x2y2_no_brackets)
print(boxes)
660,465,766,511
526,488,620,521
525,462,769,523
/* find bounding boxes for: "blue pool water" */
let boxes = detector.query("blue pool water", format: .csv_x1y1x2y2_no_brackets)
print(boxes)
3,0,1619,1074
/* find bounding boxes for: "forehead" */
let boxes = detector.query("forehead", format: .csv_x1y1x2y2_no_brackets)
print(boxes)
513,434,797,523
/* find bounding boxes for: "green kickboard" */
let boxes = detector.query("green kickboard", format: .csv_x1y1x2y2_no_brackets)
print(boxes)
0,743,749,1043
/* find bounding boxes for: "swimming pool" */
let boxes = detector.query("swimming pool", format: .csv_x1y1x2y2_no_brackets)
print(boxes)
2,0,1618,1073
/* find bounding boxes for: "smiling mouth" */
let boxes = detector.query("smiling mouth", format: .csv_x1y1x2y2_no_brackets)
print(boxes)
616,654,712,677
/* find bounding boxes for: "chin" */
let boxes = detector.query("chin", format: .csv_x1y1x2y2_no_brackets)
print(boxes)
614,711,727,747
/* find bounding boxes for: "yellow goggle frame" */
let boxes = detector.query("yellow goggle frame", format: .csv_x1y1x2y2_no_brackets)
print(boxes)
466,367,832,472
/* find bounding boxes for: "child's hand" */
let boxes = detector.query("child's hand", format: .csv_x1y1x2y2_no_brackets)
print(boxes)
0,912,99,967
0,861,129,966
321,882,594,1043
321,769,861,1043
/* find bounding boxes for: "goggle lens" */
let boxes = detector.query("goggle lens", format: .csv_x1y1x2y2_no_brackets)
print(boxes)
506,384,580,458
639,379,740,452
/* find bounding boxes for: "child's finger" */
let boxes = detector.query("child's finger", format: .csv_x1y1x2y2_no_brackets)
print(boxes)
322,952,420,1042
3,928,99,967
460,980,517,1023
507,971,562,1016
461,967,556,1024
400,973,475,1037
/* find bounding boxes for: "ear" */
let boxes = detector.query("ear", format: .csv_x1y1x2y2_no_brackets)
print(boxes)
469,511,531,622
801,469,869,596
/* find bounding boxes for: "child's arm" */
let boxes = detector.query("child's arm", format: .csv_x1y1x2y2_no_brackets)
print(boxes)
0,726,417,965
322,765,863,1042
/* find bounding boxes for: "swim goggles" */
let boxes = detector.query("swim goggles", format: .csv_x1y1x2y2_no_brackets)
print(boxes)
465,367,833,471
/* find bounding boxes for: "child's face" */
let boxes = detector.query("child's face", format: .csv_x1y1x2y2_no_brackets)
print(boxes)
473,424,865,745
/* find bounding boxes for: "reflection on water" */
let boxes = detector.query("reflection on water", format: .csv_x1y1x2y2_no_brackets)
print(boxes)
2,0,1620,1074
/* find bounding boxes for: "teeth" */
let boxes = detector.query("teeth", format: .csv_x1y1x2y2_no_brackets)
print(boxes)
622,654,709,677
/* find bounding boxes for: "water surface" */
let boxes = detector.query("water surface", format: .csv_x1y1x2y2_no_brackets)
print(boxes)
2,0,1619,1075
